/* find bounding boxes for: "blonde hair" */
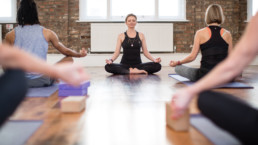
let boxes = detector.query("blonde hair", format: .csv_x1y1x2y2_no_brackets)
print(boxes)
205,4,225,25
125,13,137,22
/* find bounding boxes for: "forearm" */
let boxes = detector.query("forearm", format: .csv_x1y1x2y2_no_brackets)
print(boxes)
0,47,58,78
111,51,120,61
143,51,155,61
57,43,81,57
179,55,196,64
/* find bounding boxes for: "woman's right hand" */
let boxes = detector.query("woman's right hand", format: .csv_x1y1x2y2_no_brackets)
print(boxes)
169,61,177,67
106,59,113,64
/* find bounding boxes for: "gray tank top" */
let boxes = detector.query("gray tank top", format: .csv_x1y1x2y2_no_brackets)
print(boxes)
14,24,48,79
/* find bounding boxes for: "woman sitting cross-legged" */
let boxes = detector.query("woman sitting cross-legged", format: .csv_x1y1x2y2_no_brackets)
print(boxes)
105,13,162,75
170,4,232,81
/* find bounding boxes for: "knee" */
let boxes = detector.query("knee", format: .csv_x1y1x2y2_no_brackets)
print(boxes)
59,56,74,63
105,64,112,73
154,63,161,72
174,65,181,74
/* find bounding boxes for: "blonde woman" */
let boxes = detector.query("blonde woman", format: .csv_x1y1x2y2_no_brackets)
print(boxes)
170,4,232,81
171,12,258,145
105,14,161,74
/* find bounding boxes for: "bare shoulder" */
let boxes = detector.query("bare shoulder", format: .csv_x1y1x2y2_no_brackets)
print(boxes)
138,32,145,40
5,30,15,44
5,30,15,38
43,28,54,35
197,27,208,35
223,29,232,37
118,33,125,42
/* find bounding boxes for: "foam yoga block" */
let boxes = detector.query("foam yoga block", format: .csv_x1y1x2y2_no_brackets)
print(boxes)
166,102,190,131
59,89,88,97
58,81,90,96
61,96,86,113
59,81,90,90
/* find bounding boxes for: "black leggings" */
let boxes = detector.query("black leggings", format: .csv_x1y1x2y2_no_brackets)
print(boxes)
0,69,28,126
198,91,258,145
105,62,161,74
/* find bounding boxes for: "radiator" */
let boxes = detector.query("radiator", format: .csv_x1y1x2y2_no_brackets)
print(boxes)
91,23,173,52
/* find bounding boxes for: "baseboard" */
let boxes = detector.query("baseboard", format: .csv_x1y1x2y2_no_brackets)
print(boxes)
47,53,258,67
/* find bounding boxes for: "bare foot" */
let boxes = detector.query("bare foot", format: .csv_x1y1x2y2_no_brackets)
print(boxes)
129,68,148,74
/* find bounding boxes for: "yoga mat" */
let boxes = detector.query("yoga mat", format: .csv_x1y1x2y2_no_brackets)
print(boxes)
168,74,253,88
0,120,43,145
26,84,58,97
190,114,241,145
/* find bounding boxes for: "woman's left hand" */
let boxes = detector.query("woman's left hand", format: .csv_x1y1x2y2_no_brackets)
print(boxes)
154,57,161,63
170,87,195,119
79,48,87,57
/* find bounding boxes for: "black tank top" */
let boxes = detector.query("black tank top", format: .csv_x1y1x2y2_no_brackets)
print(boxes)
120,31,142,65
198,26,229,79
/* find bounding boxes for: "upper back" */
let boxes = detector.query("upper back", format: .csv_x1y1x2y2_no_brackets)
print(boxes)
14,24,48,60
198,26,230,45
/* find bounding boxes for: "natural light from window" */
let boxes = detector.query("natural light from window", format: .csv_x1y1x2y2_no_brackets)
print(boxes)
0,0,12,17
253,0,258,16
80,0,186,21
159,0,179,17
111,0,154,17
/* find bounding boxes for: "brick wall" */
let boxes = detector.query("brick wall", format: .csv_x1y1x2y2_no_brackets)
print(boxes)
1,0,247,53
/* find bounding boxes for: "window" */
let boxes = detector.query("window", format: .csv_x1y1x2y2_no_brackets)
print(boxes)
247,0,258,21
79,0,186,22
0,0,17,23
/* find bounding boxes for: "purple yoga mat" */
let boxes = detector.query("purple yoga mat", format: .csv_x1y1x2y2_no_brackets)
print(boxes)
169,74,253,88
0,120,43,145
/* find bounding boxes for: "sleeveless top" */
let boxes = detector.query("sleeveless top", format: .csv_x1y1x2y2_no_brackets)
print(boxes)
197,26,229,79
120,31,142,65
14,24,48,79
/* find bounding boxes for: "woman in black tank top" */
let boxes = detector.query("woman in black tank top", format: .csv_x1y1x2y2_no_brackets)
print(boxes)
169,4,233,81
105,14,162,74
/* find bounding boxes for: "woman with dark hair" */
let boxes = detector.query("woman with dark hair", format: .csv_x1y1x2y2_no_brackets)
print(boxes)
5,0,87,88
170,4,233,81
105,14,162,74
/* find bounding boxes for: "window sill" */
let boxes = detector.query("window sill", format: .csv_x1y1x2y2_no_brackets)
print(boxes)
76,19,190,23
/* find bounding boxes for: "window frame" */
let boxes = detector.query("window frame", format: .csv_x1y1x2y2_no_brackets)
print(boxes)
247,0,258,21
0,0,17,23
79,0,187,22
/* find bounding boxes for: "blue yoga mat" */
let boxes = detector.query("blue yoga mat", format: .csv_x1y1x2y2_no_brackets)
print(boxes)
169,74,253,88
26,84,58,97
190,114,241,145
0,120,43,145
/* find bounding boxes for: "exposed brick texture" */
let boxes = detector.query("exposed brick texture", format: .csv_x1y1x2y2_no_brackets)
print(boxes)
1,0,247,53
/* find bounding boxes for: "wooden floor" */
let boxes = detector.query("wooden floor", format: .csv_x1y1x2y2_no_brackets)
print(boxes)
10,66,258,145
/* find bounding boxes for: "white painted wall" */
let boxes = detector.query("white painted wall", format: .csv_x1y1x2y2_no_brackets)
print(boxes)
91,23,173,52
47,53,258,67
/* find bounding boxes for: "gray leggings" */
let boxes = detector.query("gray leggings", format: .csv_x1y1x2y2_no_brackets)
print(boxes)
175,65,199,81
27,75,55,88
